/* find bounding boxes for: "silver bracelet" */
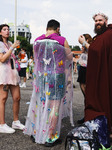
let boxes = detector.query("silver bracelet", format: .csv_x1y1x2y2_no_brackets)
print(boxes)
82,41,87,47
10,47,14,51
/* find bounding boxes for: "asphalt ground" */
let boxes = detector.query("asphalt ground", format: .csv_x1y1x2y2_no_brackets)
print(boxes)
0,73,84,150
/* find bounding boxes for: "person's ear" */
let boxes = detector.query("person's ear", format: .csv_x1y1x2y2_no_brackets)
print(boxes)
57,27,60,33
56,28,61,35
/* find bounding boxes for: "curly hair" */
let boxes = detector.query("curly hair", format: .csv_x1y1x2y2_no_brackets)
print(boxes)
92,13,108,21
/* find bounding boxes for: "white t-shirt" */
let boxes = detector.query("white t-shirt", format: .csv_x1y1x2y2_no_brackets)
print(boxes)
28,58,34,67
20,54,28,68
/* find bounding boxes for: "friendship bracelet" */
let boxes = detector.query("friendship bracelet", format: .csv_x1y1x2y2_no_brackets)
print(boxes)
82,41,87,47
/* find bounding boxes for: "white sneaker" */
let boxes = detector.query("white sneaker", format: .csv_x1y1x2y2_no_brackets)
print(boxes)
20,83,26,88
19,83,22,87
12,120,25,130
0,124,15,133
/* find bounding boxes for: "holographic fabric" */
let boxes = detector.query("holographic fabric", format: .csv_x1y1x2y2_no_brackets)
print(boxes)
24,39,74,144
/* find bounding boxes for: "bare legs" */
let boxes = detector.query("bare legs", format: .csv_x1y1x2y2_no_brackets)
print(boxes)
48,100,60,139
10,85,20,121
23,77,26,83
0,85,8,124
77,83,86,124
0,84,20,124
80,83,86,97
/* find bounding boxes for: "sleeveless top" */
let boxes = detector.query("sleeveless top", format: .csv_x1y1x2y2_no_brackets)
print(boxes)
35,33,66,46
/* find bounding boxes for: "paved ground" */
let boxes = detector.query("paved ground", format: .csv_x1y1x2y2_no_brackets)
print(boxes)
0,73,85,150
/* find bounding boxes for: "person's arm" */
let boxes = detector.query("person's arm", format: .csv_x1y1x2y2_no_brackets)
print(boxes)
78,35,90,49
0,40,20,63
21,60,27,63
64,39,70,48
64,39,73,60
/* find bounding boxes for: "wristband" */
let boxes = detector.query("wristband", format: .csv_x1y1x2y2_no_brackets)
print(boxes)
10,47,14,51
82,41,87,47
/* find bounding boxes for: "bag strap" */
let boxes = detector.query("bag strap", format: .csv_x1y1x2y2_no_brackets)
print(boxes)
65,124,99,150
81,124,102,149
92,130,102,149
65,135,93,150
78,123,91,133
76,139,81,150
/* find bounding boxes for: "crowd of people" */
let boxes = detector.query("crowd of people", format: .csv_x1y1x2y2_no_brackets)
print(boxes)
16,49,34,88
0,12,112,149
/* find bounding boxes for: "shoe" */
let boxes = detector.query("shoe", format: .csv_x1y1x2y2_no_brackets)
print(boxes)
77,118,85,124
45,138,62,147
22,84,26,88
19,83,22,87
12,120,25,130
0,124,15,133
20,83,26,88
31,135,36,143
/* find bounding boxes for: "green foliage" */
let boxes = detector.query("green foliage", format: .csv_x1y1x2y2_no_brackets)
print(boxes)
9,36,33,57
69,45,72,49
71,45,81,51
9,36,81,57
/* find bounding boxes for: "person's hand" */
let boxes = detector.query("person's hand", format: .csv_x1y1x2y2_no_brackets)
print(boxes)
78,35,86,45
11,40,20,49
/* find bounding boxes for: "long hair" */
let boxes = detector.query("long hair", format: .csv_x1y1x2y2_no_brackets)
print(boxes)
83,34,93,44
0,24,9,42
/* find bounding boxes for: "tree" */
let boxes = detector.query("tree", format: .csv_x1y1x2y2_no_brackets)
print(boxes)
9,36,33,57
71,45,81,51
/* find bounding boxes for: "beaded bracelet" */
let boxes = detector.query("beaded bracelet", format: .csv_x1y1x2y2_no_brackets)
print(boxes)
10,47,14,51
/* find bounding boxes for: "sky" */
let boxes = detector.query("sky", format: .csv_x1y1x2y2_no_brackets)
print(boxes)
0,0,112,47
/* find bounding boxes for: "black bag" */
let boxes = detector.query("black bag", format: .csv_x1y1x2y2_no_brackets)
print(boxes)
10,58,14,69
65,124,102,150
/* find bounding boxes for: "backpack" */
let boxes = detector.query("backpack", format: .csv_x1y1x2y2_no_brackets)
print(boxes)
65,124,102,150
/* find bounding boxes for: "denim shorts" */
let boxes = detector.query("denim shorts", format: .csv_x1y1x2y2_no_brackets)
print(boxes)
38,73,65,100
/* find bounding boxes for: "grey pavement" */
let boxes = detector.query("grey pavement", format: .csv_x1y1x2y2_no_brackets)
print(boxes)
0,73,84,150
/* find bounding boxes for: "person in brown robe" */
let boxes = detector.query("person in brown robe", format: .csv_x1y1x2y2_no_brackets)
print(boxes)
78,13,112,131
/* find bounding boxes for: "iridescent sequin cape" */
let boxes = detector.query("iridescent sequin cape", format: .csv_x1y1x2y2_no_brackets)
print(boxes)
24,39,74,144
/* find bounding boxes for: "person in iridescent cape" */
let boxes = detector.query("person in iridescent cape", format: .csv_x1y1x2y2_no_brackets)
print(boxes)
24,19,73,147
78,13,112,149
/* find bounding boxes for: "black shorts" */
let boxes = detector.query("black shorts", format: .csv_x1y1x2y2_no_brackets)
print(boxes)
77,66,86,84
19,68,26,77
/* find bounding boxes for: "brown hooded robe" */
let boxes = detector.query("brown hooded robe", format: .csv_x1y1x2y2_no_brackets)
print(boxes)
85,24,112,130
